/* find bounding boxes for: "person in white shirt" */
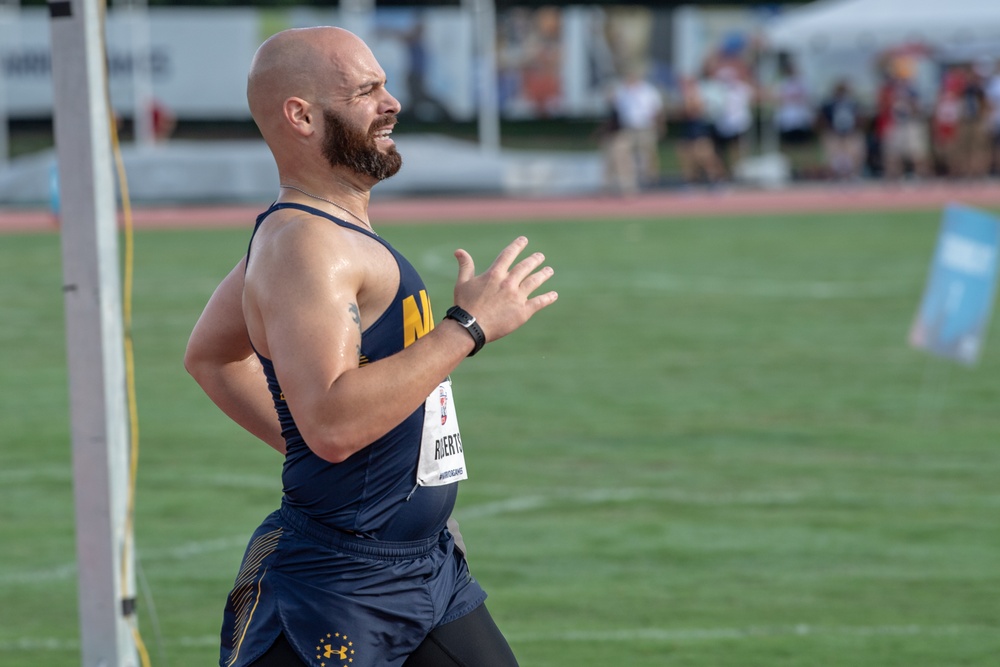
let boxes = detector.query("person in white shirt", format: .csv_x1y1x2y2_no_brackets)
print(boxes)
774,58,815,148
604,66,665,195
708,65,755,178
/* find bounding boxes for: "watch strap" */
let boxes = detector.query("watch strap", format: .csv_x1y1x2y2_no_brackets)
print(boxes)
445,305,486,357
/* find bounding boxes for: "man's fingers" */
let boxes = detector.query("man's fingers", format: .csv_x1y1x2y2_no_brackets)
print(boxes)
519,265,555,295
526,290,559,315
454,248,475,285
455,237,554,330
488,236,530,273
508,252,547,284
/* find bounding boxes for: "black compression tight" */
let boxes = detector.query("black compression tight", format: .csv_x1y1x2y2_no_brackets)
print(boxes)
403,604,519,667
248,604,519,667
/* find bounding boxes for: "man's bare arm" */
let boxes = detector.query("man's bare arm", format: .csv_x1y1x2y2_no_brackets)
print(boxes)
246,226,557,464
187,254,474,552
184,258,285,454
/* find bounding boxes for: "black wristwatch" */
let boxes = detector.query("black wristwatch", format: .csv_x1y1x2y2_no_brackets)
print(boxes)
445,305,486,357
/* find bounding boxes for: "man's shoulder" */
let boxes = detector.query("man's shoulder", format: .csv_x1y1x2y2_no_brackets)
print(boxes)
259,207,363,243
252,208,378,271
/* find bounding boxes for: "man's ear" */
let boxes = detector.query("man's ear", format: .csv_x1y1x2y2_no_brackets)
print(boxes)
284,97,314,137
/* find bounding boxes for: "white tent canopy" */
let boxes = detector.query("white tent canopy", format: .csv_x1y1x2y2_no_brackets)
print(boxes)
765,0,1000,56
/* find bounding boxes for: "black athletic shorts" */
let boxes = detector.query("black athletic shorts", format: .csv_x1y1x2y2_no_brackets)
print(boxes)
219,504,487,667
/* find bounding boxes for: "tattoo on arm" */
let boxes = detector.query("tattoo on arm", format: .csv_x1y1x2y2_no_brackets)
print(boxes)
349,303,361,360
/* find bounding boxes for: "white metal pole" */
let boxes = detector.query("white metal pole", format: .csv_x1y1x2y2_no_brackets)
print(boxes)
758,48,779,156
466,0,500,153
48,0,138,665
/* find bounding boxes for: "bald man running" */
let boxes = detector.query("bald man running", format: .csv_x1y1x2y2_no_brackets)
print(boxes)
184,26,556,667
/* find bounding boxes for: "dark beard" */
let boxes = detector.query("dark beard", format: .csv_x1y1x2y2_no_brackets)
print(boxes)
321,109,402,182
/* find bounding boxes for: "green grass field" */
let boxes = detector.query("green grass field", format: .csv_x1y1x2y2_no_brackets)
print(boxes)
2,209,999,666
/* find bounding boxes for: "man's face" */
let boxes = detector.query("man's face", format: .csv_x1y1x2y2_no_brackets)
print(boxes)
321,107,402,182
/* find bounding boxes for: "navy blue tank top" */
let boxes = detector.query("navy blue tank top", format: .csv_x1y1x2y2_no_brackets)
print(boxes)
247,203,457,541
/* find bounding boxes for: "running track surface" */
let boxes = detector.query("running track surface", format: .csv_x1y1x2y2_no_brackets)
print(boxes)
3,181,1000,234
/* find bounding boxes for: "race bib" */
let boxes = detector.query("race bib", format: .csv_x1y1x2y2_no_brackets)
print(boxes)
416,379,469,487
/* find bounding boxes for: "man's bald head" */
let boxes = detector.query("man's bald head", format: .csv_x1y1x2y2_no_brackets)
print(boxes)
246,26,401,184
246,26,365,129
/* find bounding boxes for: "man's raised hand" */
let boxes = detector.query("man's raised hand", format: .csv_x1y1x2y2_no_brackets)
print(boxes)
452,236,558,343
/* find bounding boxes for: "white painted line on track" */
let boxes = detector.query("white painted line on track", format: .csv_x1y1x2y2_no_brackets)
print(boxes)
0,465,70,483
4,486,997,588
510,623,981,643
0,536,249,586
458,487,806,520
0,562,78,585
1,486,797,585
629,273,909,299
1,623,989,653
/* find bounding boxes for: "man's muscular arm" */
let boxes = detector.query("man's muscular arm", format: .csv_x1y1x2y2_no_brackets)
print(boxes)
245,220,556,464
185,251,473,553
184,258,286,454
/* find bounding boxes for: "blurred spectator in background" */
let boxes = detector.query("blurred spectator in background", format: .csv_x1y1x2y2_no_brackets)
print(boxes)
932,67,964,176
150,98,176,143
520,7,563,117
703,31,754,85
818,79,864,180
877,57,931,180
707,64,754,179
953,60,993,178
773,54,815,149
986,60,1000,174
379,18,453,122
674,76,724,186
604,65,665,196
497,7,563,117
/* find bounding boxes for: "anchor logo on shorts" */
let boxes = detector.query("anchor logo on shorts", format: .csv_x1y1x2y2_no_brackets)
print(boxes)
315,632,354,664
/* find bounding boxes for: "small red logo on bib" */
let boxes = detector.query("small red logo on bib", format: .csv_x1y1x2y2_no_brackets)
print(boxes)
440,386,449,425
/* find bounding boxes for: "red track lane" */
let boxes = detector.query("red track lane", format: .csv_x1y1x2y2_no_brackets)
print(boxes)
3,181,1000,234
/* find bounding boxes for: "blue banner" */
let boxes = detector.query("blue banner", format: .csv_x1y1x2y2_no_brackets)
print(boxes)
909,204,1000,365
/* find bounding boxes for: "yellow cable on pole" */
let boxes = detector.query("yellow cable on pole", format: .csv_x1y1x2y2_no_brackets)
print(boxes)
101,0,152,663
110,107,152,667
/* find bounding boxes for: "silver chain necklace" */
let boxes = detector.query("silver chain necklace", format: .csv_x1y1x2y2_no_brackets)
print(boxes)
280,183,375,234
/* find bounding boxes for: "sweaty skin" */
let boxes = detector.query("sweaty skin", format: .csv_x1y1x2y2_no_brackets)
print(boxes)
185,27,552,665
188,27,557,465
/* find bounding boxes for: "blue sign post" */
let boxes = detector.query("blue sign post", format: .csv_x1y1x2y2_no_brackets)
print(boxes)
909,204,1000,365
